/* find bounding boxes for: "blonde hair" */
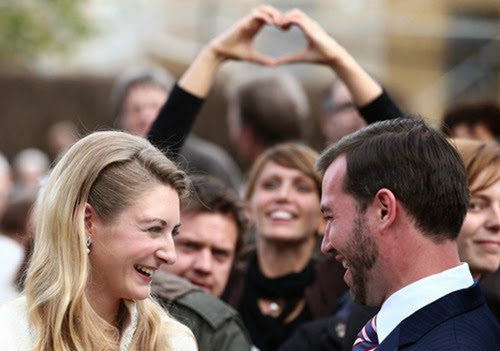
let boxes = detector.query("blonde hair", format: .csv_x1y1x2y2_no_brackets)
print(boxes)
452,138,500,194
25,131,193,350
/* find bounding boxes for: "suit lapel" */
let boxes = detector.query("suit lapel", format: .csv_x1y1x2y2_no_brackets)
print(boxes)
377,284,484,349
375,327,400,351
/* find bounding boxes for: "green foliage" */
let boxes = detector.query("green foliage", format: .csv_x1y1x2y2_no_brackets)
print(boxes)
0,0,92,65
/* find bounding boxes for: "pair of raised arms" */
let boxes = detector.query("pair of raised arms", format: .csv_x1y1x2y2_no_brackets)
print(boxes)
179,5,382,106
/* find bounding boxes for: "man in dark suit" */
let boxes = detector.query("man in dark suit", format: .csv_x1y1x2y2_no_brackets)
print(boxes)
317,117,499,350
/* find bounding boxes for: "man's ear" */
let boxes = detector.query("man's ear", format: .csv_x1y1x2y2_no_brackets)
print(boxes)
84,203,96,236
372,188,397,229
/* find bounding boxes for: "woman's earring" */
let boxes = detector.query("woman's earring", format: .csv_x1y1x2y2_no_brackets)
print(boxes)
86,236,92,254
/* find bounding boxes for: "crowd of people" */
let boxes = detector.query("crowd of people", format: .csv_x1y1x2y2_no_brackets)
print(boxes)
0,4,499,351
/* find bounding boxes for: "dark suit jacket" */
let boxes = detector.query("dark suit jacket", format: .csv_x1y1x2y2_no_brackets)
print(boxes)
377,284,500,350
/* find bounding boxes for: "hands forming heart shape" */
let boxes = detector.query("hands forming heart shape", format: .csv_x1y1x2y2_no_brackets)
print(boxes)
210,5,346,68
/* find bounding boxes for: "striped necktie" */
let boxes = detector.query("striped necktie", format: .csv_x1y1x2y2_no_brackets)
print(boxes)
352,315,378,351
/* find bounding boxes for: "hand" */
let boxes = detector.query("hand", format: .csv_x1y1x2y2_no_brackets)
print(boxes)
275,9,348,68
207,5,283,66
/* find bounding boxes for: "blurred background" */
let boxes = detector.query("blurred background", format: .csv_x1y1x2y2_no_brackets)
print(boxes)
1,0,499,163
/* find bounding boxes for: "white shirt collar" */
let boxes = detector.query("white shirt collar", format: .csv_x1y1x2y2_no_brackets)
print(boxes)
377,263,474,343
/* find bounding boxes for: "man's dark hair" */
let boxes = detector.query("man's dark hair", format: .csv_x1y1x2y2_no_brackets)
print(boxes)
317,116,470,240
226,70,310,146
181,174,247,256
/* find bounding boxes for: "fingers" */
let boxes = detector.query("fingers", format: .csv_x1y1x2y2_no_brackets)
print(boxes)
210,5,282,65
275,51,309,65
235,5,283,41
209,6,334,67
250,51,278,66
252,4,283,25
279,9,307,29
246,6,325,66
280,8,322,39
274,42,322,65
279,8,342,66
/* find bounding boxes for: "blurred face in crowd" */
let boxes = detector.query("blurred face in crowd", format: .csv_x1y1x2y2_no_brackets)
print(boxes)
457,172,500,280
86,184,179,304
121,83,168,137
0,170,12,218
163,211,238,297
45,120,79,157
247,161,322,244
321,83,366,146
321,156,381,306
451,123,497,144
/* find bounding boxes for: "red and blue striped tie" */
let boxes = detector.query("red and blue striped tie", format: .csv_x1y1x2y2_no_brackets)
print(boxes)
352,315,378,351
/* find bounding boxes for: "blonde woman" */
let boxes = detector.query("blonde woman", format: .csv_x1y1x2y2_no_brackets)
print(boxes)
0,131,197,351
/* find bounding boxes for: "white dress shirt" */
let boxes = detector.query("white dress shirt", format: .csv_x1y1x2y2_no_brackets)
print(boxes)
377,263,474,343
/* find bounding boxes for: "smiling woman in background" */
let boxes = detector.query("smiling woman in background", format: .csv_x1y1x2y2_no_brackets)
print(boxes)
0,131,197,351
224,143,348,351
454,139,500,284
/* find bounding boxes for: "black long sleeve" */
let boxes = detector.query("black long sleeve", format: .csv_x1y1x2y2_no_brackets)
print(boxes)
147,83,205,160
358,89,403,124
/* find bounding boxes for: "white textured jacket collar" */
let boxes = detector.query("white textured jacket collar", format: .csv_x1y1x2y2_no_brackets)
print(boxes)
0,296,139,350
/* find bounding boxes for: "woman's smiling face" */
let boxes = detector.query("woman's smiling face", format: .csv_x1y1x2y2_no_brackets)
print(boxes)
458,172,500,279
87,184,180,304
247,161,323,243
